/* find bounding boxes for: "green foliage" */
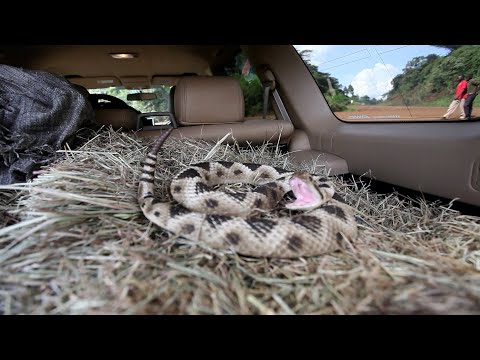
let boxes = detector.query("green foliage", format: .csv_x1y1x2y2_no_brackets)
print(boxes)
325,93,351,111
358,95,382,105
299,49,353,111
385,45,480,106
226,72,265,116
225,52,265,117
432,45,462,52
420,96,454,107
239,75,264,116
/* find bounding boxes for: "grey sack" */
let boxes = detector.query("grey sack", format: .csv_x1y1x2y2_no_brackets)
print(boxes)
0,64,96,184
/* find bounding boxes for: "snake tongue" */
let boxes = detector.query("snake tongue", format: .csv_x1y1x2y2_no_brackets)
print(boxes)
285,176,322,210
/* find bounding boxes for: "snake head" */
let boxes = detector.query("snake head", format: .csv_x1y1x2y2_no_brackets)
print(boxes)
285,172,334,210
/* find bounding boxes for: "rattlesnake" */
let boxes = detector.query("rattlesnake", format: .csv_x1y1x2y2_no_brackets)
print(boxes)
138,129,358,258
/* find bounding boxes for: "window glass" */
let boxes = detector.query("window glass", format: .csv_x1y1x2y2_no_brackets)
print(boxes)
224,51,276,119
89,86,171,113
293,45,480,122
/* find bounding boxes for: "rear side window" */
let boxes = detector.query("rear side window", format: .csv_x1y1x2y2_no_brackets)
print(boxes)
224,50,276,119
293,45,480,122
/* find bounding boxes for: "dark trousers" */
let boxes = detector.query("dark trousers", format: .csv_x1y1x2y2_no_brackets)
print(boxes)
463,93,477,119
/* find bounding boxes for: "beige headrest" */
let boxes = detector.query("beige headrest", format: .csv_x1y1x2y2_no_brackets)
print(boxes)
174,76,245,125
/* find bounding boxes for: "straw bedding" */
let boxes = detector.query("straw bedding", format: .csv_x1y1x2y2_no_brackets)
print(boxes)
0,128,479,314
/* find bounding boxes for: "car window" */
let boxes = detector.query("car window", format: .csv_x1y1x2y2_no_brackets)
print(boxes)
224,50,276,119
293,45,480,122
89,86,171,113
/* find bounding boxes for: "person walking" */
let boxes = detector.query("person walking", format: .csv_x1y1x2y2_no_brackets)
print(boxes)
463,74,480,120
442,75,468,119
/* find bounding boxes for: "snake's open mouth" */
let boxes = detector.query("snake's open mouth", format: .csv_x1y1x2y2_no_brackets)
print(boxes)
285,174,323,210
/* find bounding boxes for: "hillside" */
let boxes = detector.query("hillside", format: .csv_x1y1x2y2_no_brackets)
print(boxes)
384,45,480,106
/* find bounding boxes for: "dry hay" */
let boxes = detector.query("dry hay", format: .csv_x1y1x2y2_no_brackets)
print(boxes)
0,128,479,315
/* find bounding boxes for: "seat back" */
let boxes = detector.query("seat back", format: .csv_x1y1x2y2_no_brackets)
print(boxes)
136,75,294,145
174,76,245,125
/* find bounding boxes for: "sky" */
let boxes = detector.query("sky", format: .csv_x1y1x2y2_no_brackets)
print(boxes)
293,45,450,99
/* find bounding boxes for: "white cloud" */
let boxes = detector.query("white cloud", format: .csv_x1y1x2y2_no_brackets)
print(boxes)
351,64,400,99
293,45,333,64
350,63,399,99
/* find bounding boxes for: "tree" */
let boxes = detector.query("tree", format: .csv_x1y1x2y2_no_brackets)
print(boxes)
405,56,427,70
432,45,462,52
298,49,313,61
225,51,265,116
359,95,371,103
383,45,480,106
298,50,351,111
347,84,354,97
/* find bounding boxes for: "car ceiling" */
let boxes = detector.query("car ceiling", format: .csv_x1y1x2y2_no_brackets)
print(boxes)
0,45,242,88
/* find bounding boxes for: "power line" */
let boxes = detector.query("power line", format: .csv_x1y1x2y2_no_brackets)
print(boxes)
318,48,369,66
377,45,411,55
318,45,412,71
306,45,411,72
373,46,414,118
317,45,410,68
302,45,414,102
321,56,371,72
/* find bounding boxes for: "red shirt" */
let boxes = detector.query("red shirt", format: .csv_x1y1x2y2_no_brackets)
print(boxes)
456,79,468,99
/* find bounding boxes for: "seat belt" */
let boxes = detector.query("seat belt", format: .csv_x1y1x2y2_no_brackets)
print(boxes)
261,69,276,119
263,84,271,119
256,66,292,123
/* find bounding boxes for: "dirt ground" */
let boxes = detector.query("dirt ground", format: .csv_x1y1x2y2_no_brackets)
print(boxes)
336,105,479,122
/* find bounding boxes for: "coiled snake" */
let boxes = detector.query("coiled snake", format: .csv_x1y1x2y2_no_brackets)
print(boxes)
138,129,358,258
